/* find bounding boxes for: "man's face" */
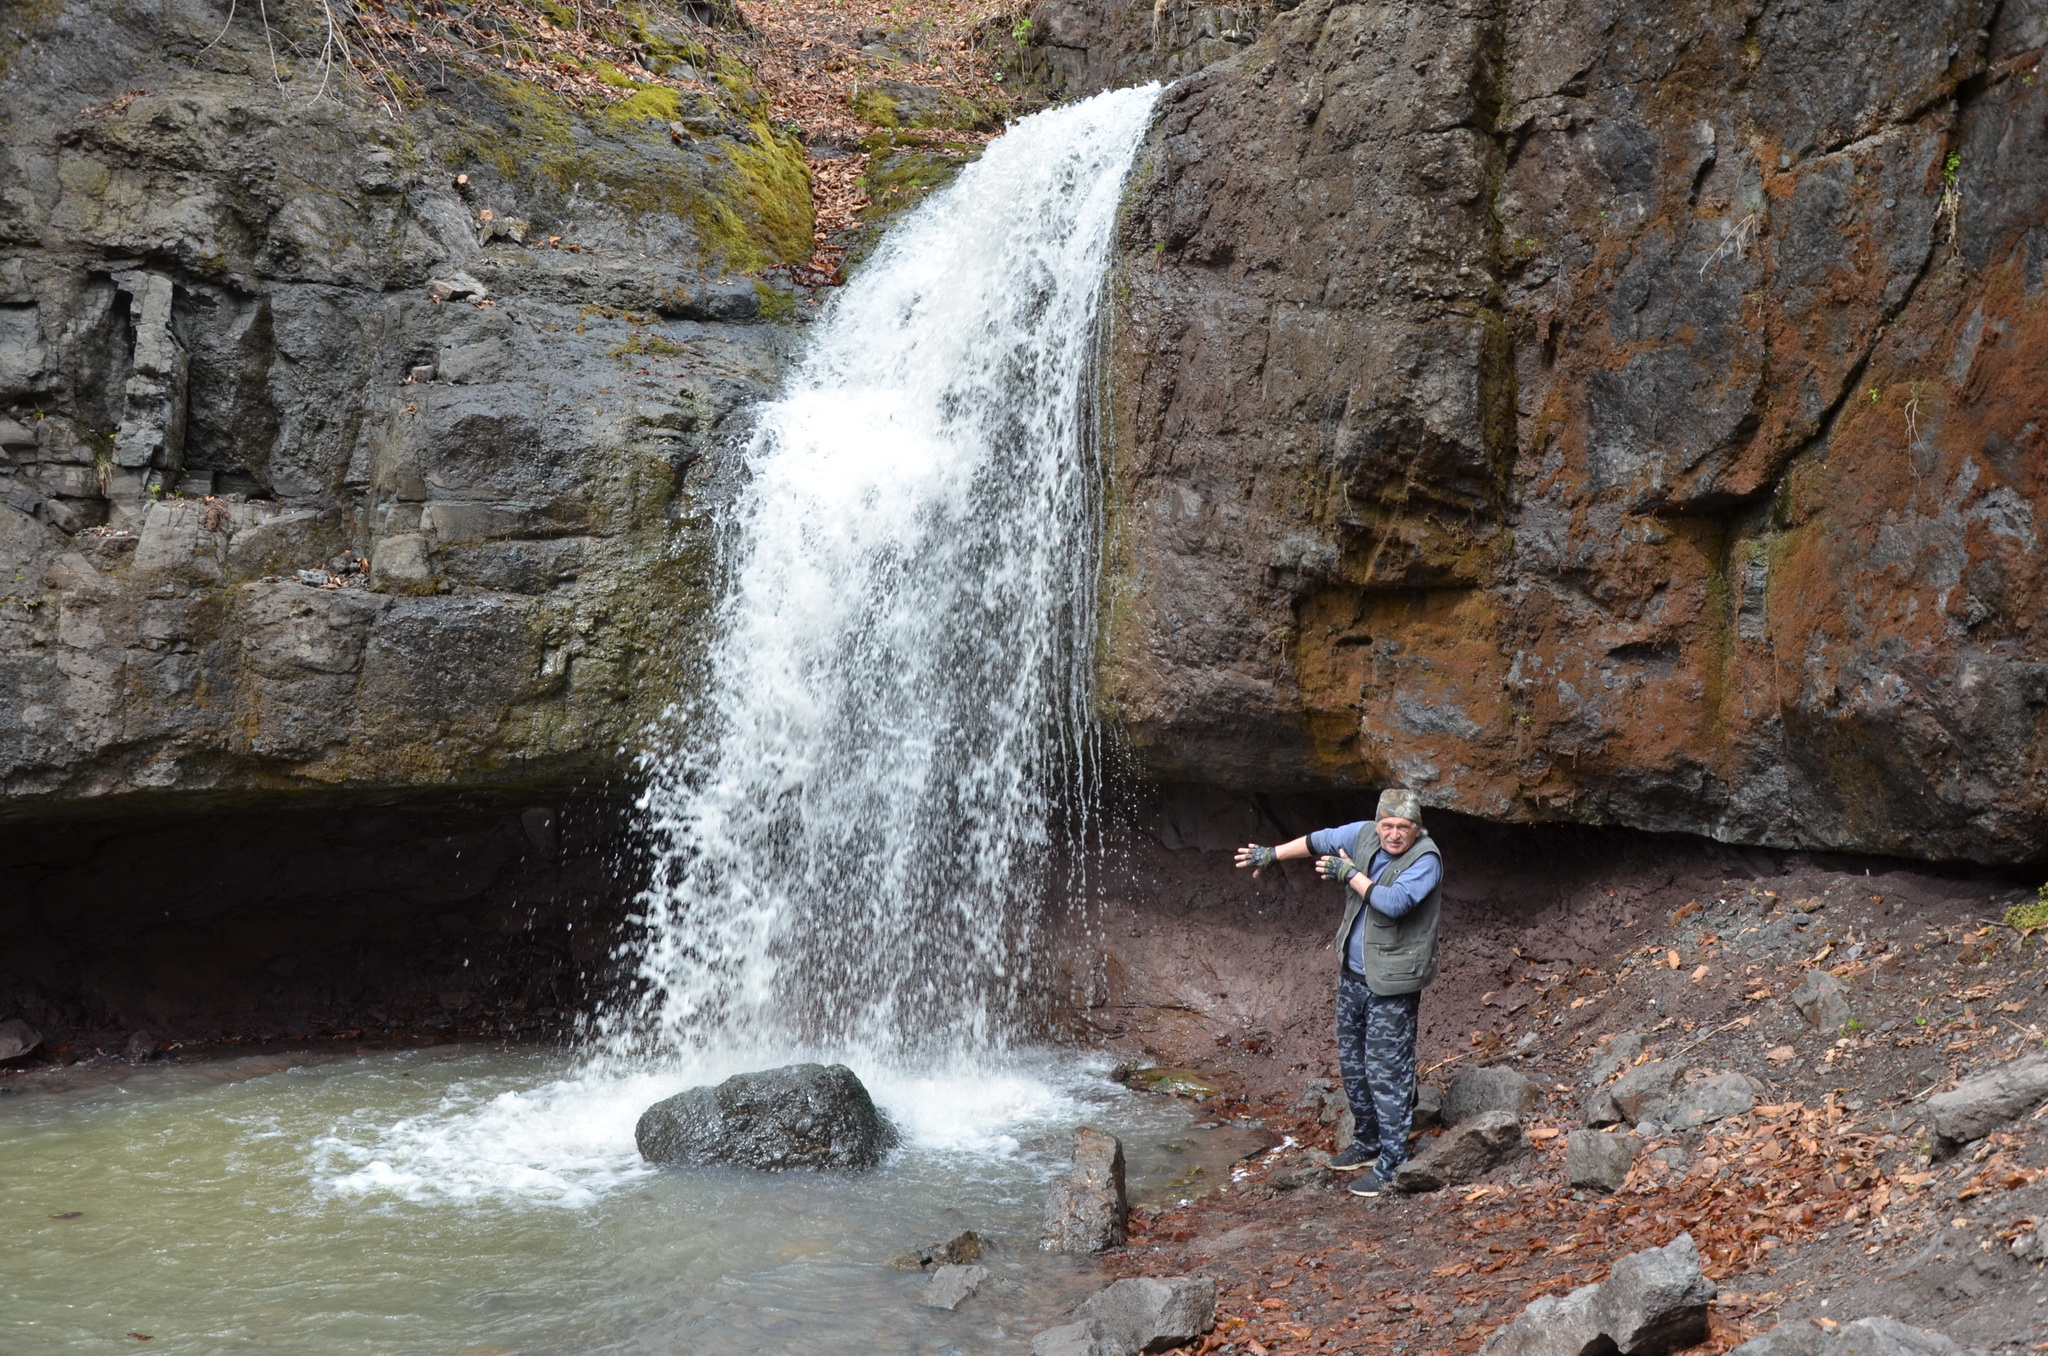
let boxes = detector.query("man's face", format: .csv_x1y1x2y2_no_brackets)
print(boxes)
1377,816,1418,855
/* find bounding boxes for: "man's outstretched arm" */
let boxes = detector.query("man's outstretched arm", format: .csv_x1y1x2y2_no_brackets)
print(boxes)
1233,836,1313,876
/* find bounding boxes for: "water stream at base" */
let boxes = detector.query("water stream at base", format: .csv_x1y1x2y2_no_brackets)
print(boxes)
1,86,1187,1354
2,1046,1258,1355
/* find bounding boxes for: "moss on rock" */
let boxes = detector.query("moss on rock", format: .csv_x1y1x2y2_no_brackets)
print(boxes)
851,79,997,132
436,58,811,272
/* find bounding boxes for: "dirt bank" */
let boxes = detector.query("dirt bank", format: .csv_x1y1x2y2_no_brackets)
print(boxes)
1066,787,2046,1353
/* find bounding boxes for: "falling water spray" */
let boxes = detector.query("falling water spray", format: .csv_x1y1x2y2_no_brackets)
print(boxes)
603,85,1161,1069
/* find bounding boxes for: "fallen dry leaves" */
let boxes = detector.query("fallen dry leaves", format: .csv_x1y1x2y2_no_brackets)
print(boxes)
730,0,1011,278
1112,1089,1992,1356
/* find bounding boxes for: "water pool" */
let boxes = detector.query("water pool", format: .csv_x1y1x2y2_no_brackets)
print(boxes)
1,1046,1241,1355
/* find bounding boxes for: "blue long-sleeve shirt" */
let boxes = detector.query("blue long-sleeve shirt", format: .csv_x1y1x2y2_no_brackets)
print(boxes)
1307,822,1442,973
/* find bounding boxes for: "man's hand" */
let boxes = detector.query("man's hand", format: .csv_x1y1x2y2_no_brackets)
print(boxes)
1235,844,1278,875
1316,850,1361,884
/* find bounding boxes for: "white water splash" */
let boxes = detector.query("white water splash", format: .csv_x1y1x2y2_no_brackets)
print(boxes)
606,84,1161,1066
308,1051,1114,1207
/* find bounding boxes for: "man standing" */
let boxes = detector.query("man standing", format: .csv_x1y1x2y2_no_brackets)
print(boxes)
1234,789,1442,1197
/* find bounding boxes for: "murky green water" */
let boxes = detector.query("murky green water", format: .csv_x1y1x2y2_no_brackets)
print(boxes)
1,1047,1241,1355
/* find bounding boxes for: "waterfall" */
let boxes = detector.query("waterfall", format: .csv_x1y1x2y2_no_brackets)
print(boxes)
607,85,1162,1068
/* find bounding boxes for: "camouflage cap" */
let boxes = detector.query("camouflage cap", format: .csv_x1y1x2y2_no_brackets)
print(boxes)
1375,788,1423,824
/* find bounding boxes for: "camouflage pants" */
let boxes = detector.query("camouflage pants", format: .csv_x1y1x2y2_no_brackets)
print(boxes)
1336,972,1419,1183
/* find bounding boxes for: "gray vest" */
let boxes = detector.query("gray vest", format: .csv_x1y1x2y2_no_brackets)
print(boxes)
1331,829,1443,997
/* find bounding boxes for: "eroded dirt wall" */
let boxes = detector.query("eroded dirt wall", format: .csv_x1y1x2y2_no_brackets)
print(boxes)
1052,785,2026,1105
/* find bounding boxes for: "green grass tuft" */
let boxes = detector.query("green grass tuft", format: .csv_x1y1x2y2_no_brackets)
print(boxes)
2005,889,2048,936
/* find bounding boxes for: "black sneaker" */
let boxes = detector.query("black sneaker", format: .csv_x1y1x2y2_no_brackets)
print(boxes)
1327,1143,1377,1173
1349,1176,1386,1198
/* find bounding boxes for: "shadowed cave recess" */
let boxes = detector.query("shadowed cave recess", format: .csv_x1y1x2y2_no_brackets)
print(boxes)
0,787,2026,1064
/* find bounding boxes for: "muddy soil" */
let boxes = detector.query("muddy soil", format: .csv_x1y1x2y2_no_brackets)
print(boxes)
1065,790,2046,1354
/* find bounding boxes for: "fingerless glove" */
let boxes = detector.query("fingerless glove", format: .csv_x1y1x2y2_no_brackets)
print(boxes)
1317,855,1360,884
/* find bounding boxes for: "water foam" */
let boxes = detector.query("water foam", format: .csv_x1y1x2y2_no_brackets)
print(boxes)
311,1053,1114,1207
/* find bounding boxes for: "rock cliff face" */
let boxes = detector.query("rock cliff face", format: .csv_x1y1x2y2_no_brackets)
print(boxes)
9,0,2047,877
1096,0,2048,864
0,0,809,812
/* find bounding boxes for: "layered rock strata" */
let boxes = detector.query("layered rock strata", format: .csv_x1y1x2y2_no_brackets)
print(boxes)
0,0,810,813
1098,0,2048,863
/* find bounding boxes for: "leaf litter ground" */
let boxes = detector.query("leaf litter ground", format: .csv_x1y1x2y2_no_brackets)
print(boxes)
1082,852,2048,1354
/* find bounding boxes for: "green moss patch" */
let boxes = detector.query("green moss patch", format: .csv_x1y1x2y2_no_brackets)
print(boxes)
436,64,812,273
851,78,998,132
1120,1066,1224,1099
2007,892,2048,936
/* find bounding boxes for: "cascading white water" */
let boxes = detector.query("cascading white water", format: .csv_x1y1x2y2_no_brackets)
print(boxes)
606,85,1162,1068
0,108,1199,1354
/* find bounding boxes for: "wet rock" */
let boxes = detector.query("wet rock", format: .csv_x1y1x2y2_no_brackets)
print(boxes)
920,1263,990,1311
1444,1066,1542,1125
0,1017,42,1062
1073,1276,1217,1354
1664,1072,1758,1131
1394,1110,1528,1193
1413,1083,1443,1131
1791,971,1853,1030
1033,1320,1110,1356
1480,1233,1714,1356
634,1063,899,1171
890,1230,984,1270
1565,1128,1638,1193
1041,1126,1128,1253
1928,1052,2048,1148
1119,1066,1222,1099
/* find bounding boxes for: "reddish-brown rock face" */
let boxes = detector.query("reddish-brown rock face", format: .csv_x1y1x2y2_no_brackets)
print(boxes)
1098,0,2048,863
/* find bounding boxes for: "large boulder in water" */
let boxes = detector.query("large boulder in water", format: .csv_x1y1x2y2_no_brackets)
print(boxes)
635,1063,899,1171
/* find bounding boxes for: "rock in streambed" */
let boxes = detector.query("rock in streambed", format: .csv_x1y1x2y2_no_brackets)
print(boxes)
635,1063,898,1171
1040,1126,1129,1253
